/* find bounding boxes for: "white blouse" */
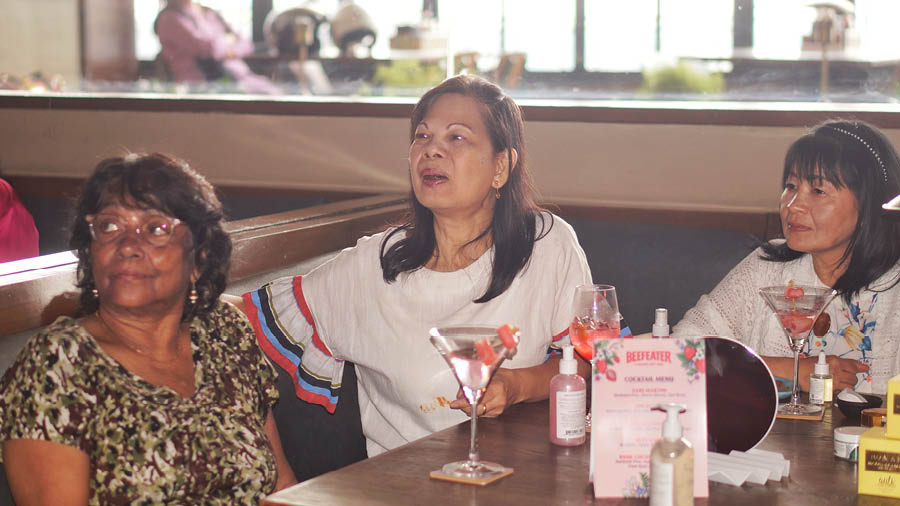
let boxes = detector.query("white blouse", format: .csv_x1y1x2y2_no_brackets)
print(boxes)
244,213,592,455
673,242,900,394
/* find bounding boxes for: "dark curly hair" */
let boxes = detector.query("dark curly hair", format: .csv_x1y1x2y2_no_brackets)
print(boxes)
70,153,231,321
380,74,549,303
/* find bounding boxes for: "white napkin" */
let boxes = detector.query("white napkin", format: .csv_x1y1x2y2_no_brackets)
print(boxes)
707,449,790,486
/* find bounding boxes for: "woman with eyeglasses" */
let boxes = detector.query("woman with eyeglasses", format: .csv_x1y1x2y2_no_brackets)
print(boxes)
0,153,296,504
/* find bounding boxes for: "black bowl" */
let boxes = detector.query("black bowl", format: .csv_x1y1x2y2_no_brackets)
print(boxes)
836,393,882,419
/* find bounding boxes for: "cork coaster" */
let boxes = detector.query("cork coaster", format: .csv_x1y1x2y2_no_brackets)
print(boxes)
429,467,514,486
776,406,825,421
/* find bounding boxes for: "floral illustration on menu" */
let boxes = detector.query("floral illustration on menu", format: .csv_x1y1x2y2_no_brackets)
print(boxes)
622,472,649,498
676,339,705,383
594,339,621,382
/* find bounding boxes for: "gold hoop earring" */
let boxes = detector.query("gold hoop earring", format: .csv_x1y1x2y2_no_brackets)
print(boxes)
495,187,501,200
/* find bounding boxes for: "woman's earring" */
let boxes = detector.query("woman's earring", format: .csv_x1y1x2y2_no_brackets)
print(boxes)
189,283,199,305
495,187,501,200
91,288,99,298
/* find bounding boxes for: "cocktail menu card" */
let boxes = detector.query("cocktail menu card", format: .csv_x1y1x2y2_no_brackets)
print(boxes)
591,338,709,498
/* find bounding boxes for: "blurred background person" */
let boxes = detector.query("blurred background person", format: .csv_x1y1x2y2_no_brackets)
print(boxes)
0,175,39,263
154,0,281,94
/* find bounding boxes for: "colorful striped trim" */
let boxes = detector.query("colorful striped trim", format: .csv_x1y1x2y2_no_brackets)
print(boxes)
243,279,340,413
291,276,331,356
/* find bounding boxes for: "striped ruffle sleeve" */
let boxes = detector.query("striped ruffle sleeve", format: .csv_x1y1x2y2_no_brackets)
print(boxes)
243,275,345,414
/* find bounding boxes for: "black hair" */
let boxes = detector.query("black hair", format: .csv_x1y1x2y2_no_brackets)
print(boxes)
70,153,231,321
761,119,900,304
380,74,550,303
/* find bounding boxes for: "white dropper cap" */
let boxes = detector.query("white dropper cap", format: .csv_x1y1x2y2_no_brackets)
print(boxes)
654,403,687,441
814,351,829,376
652,308,669,337
560,345,578,375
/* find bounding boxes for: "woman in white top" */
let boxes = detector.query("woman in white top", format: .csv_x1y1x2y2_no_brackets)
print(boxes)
233,75,593,455
674,119,900,394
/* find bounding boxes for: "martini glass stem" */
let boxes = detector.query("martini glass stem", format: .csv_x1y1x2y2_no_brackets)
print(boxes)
790,346,802,409
464,386,481,467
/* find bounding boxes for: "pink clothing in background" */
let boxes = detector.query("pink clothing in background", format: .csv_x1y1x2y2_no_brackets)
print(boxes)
155,5,280,94
0,178,39,263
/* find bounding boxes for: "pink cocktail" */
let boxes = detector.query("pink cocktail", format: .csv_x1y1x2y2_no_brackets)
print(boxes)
429,325,519,481
569,317,619,361
760,285,836,416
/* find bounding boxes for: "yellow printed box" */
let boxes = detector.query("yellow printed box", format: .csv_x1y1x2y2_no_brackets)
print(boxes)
888,375,900,439
859,426,900,498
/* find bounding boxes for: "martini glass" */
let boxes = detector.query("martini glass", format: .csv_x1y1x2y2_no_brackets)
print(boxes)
569,284,620,429
759,285,837,416
429,325,518,480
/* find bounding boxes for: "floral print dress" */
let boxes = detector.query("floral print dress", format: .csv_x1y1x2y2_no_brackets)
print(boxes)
0,301,279,505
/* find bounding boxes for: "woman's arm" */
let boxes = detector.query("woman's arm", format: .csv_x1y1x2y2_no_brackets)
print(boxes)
763,355,868,392
450,355,591,417
2,439,90,506
672,249,767,342
221,293,246,314
264,412,298,491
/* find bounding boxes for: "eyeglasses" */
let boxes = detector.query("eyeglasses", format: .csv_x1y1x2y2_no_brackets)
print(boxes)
86,213,183,247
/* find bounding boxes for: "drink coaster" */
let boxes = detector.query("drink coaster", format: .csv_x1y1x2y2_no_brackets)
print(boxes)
429,467,514,486
776,406,825,421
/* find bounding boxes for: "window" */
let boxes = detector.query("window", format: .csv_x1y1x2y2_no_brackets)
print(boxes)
9,0,900,103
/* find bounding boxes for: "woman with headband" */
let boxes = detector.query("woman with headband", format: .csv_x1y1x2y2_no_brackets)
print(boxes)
674,119,900,395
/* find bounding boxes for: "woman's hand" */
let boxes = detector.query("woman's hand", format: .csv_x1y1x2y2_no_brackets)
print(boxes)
823,355,870,391
448,354,591,417
449,369,522,418
764,355,868,392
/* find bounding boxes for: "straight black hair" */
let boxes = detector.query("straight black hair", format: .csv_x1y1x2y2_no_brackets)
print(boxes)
380,75,549,303
761,119,900,304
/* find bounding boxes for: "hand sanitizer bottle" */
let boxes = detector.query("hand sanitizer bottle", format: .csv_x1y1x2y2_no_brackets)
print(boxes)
650,403,693,506
810,351,833,405
549,345,586,446
652,308,670,338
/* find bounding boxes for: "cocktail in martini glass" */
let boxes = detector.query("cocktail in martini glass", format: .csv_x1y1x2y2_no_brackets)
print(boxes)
760,284,837,416
429,324,519,480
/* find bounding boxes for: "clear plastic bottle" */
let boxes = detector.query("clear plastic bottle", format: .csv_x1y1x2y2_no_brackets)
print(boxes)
652,308,670,338
650,403,693,506
549,345,586,446
810,351,833,405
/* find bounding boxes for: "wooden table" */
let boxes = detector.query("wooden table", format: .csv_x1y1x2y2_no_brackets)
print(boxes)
263,400,876,505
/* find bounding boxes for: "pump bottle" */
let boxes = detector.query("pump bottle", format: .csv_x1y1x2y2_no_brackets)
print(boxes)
549,345,586,446
650,403,693,506
810,351,833,405
652,308,670,338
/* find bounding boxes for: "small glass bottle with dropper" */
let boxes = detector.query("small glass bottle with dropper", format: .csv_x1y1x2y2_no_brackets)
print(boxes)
810,351,833,405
